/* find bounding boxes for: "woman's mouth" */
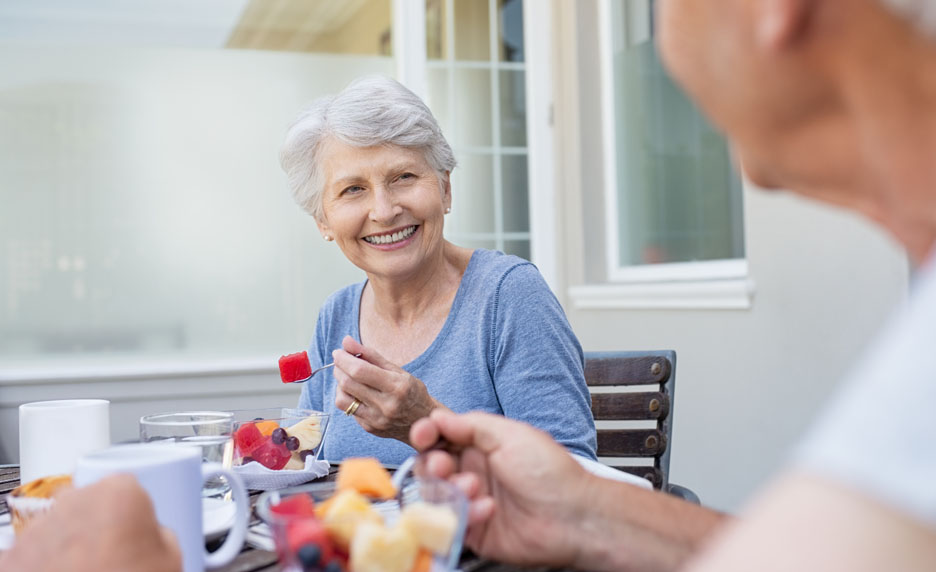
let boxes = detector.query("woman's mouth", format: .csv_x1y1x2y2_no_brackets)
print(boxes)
362,225,419,246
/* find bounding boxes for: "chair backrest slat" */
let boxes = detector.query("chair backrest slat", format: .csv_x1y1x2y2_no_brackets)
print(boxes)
585,351,677,490
596,428,666,456
584,355,671,386
590,392,670,421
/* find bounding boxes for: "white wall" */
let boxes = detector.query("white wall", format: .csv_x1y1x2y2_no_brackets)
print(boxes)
557,0,910,512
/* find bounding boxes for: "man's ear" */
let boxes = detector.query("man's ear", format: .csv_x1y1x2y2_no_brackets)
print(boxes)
758,0,812,50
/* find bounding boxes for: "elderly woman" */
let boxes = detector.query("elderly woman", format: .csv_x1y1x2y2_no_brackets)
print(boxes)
280,75,595,465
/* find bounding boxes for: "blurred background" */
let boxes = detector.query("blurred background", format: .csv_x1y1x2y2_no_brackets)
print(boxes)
0,0,908,512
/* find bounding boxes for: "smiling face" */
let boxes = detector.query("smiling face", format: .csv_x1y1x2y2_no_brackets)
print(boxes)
316,138,452,281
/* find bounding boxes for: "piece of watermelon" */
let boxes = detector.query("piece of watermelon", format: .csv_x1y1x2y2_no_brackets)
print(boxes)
279,351,312,383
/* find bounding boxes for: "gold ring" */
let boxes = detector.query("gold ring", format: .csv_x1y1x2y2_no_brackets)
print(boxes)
344,398,361,417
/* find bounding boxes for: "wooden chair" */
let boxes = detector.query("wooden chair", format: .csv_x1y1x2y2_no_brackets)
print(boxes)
585,350,699,502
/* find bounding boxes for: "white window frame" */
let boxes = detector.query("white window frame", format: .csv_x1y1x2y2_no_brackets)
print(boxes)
570,0,753,310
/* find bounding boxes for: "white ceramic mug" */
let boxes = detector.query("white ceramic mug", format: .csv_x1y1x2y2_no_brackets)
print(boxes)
74,443,249,572
19,399,111,483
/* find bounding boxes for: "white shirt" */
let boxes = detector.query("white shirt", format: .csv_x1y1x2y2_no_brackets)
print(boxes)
795,251,936,527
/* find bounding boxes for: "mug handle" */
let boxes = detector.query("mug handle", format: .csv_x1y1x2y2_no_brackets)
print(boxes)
201,463,249,568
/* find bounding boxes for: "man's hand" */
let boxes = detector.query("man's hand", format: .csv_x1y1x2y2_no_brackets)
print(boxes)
1,474,182,572
410,409,592,568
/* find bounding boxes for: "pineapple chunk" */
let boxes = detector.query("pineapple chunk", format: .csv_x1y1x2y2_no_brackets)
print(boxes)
399,502,458,555
320,489,382,551
350,521,418,572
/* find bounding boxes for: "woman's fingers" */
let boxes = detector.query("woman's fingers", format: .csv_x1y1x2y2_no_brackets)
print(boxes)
340,335,397,371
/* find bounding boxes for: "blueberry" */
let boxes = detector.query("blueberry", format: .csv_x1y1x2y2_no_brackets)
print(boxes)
297,543,322,570
253,417,263,421
323,560,342,572
271,427,287,445
299,449,313,461
243,456,254,464
286,436,300,451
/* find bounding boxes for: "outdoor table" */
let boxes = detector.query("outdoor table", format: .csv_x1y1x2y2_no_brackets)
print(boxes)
0,464,572,572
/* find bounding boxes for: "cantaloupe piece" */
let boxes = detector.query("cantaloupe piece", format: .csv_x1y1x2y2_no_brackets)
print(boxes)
254,420,279,436
335,457,396,500
411,548,433,572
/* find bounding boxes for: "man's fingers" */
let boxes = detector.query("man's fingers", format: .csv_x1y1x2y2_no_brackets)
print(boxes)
468,496,496,525
411,416,442,450
159,526,183,572
429,410,512,455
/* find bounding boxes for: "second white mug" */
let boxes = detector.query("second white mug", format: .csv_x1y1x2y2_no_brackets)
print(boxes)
19,399,110,483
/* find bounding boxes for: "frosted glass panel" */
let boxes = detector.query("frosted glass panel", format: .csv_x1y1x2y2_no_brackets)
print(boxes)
0,46,391,365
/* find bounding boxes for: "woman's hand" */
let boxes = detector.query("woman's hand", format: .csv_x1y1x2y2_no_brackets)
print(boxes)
332,335,449,443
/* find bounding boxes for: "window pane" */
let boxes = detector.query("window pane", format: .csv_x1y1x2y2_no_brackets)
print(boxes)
426,68,453,136
501,154,529,233
504,240,531,261
611,0,744,268
454,0,491,61
453,68,493,146
448,153,496,235
497,0,524,62
426,0,448,60
499,69,526,146
0,1,392,365
228,0,392,55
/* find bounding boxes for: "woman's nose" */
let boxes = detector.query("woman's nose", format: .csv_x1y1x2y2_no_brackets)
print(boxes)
369,187,401,223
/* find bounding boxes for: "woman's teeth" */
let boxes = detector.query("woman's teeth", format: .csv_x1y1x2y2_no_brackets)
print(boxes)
364,225,417,245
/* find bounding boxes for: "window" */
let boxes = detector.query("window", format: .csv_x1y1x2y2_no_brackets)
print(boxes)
601,0,746,287
425,0,529,260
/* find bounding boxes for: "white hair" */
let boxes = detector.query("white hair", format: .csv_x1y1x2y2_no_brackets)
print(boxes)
280,75,456,221
879,0,936,37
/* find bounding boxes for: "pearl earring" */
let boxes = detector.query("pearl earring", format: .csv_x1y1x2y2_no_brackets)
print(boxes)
444,207,451,214
324,235,332,241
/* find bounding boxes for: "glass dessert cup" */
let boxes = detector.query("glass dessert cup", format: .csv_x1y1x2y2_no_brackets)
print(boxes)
257,475,468,572
228,408,330,471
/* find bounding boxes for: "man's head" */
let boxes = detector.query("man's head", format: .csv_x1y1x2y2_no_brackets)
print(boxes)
658,0,936,261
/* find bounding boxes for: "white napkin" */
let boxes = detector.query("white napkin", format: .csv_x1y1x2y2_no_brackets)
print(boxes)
233,457,330,491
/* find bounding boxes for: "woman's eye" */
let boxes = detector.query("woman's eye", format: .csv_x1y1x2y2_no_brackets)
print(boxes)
397,172,416,181
342,185,364,195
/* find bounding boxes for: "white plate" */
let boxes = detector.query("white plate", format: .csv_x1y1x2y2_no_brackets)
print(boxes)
0,513,13,551
203,497,237,542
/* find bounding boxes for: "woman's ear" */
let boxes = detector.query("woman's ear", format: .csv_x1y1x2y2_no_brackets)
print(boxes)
441,170,452,211
316,218,333,242
757,0,812,50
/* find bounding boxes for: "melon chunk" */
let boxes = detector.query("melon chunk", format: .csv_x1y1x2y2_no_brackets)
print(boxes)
336,457,396,500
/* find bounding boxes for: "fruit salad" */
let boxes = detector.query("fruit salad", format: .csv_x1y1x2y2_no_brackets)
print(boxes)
258,458,465,572
233,413,326,470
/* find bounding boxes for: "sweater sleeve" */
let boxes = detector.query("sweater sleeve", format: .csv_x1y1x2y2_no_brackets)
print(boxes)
489,263,598,459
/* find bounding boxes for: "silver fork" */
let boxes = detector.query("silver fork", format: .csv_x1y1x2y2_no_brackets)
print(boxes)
288,353,362,383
